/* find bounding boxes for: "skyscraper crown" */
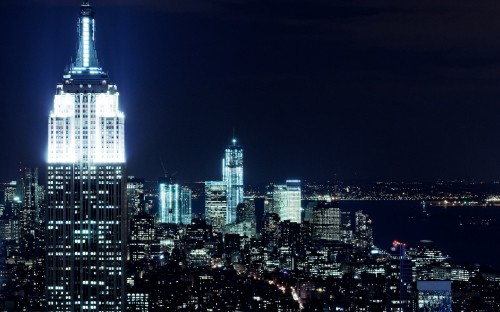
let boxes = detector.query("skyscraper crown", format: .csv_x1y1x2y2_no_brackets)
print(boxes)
69,1,103,75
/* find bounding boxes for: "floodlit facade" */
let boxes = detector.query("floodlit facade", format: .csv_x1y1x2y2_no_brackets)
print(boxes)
180,186,192,224
271,184,287,215
159,182,180,224
205,181,227,232
222,139,243,224
45,2,126,311
274,180,302,223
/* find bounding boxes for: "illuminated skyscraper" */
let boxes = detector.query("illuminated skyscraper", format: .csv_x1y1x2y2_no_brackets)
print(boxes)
17,166,44,255
272,180,301,223
354,210,373,249
130,211,158,261
270,183,287,215
180,186,192,224
46,2,126,310
205,181,227,232
311,201,340,242
127,177,145,219
222,138,243,224
159,181,180,224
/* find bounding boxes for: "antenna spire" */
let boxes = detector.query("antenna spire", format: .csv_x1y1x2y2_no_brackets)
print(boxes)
70,0,100,72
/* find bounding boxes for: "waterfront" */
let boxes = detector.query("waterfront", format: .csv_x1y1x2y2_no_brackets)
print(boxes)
340,200,500,270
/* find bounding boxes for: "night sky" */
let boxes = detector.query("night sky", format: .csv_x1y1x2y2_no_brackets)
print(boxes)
2,0,500,184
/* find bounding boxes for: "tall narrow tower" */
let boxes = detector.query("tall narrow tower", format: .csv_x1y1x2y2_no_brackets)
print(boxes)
46,2,127,311
222,138,243,224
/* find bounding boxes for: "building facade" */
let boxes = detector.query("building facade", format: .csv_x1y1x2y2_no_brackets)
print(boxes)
311,201,341,242
222,139,243,224
46,2,126,310
159,182,180,224
180,186,192,225
272,180,302,223
205,181,227,232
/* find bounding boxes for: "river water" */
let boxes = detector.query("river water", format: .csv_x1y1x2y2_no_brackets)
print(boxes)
340,200,500,270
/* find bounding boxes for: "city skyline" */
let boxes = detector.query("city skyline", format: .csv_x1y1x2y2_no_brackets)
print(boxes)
1,2,500,311
2,1,500,184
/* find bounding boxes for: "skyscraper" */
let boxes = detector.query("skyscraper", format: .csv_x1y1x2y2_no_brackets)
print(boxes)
159,181,180,224
222,138,243,224
354,210,373,250
205,181,227,232
180,186,192,225
272,180,302,223
270,183,287,215
17,166,44,255
311,201,340,242
46,2,126,310
127,177,145,219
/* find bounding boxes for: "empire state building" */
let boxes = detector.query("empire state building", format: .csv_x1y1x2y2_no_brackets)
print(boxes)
46,1,126,311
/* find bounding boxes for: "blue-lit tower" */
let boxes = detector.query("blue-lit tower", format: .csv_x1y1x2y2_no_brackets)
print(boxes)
222,138,243,224
159,181,180,224
180,186,192,224
46,2,126,311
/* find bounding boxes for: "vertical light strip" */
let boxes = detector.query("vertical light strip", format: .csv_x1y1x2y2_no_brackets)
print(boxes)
83,17,90,67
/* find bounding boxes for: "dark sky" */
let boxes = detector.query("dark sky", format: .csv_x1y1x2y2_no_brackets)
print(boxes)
2,0,500,184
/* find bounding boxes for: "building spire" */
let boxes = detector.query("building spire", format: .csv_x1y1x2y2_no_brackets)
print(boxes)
71,0,100,72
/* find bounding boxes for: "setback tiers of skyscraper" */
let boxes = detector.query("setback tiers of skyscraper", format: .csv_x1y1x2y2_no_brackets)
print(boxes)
46,2,126,311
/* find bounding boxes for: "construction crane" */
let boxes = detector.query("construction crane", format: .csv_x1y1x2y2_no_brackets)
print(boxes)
160,159,177,184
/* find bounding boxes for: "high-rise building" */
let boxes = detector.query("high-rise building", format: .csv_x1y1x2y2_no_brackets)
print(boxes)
339,210,352,244
270,183,287,215
272,180,302,223
261,212,280,252
17,166,44,255
354,210,373,249
0,186,21,245
222,200,256,237
3,181,17,205
222,138,243,224
130,211,159,261
46,2,126,310
387,241,416,311
159,181,180,224
127,177,145,219
205,181,227,233
236,199,255,224
180,186,192,224
17,167,40,220
311,201,340,242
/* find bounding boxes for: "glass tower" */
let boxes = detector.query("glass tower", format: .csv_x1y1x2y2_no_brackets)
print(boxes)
180,186,192,225
205,181,227,232
46,2,126,311
311,201,340,241
159,182,180,224
222,138,243,224
273,180,301,223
